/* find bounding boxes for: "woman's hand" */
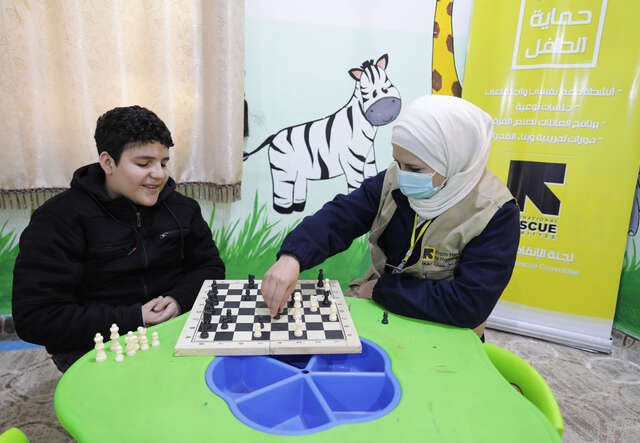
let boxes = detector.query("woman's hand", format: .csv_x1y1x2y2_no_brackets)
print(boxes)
261,255,301,317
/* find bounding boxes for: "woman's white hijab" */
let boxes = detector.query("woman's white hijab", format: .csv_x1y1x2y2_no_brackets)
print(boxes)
391,95,493,219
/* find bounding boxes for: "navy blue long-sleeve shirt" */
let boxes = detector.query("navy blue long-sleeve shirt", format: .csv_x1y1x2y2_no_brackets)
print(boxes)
279,169,520,329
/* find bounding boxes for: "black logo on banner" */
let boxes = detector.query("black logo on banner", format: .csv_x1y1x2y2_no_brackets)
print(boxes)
507,161,566,216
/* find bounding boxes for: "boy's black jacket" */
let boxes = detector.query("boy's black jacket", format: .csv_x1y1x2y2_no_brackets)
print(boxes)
12,163,225,355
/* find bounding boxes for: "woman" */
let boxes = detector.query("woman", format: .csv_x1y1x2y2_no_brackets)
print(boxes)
261,95,520,339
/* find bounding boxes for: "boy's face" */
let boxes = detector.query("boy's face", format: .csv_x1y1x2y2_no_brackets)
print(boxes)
100,142,170,206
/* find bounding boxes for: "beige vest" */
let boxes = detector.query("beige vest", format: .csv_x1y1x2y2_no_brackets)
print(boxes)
347,162,514,338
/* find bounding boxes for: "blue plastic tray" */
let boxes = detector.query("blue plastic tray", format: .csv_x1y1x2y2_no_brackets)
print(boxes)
205,338,401,435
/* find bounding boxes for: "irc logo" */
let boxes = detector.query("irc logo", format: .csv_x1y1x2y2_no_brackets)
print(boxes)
422,247,436,263
507,160,566,216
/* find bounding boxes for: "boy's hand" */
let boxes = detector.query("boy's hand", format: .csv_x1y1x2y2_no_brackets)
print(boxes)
142,296,181,326
261,255,300,317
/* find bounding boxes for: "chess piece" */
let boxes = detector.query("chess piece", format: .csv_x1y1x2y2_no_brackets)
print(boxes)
294,318,303,337
109,324,120,352
140,336,150,351
253,323,262,338
248,274,256,289
125,334,137,356
382,311,389,324
126,331,137,351
329,302,337,322
115,348,124,362
317,269,324,288
151,331,160,347
111,339,122,354
321,290,330,306
137,326,147,347
94,333,107,363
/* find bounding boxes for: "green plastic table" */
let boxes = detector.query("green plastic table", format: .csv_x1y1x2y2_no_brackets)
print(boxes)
55,298,561,442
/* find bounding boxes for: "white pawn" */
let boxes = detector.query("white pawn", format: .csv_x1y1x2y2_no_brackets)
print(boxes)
253,323,262,338
294,319,303,337
139,334,150,351
151,331,160,347
94,333,107,363
109,324,120,352
310,295,319,312
329,302,338,322
293,291,302,309
115,348,124,362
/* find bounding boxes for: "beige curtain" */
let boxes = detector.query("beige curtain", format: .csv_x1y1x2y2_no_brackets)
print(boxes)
0,0,244,208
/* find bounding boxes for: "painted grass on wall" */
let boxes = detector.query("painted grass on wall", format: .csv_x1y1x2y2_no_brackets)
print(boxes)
209,193,370,288
0,222,19,315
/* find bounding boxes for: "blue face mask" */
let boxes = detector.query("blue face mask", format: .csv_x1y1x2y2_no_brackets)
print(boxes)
397,169,443,199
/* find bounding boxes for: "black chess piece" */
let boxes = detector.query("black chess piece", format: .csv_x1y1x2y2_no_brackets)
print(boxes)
226,309,232,322
203,313,212,324
204,303,214,315
199,331,209,339
248,274,255,289
211,280,217,289
382,311,389,324
221,319,228,330
317,269,324,288
321,290,330,306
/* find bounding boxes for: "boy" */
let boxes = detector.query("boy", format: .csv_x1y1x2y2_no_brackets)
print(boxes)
12,105,225,371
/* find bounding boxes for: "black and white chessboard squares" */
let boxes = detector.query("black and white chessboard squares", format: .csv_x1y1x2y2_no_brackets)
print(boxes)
175,279,361,356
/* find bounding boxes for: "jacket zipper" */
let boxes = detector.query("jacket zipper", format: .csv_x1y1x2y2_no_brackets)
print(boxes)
133,208,149,299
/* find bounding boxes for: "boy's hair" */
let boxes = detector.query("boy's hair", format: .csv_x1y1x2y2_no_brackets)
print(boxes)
94,105,174,164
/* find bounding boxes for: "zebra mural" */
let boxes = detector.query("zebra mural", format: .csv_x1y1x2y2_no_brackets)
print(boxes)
243,54,401,214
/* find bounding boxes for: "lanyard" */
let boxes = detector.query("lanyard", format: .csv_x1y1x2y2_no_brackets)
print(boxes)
396,214,432,271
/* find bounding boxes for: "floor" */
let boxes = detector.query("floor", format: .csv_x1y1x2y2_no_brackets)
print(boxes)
1,328,639,443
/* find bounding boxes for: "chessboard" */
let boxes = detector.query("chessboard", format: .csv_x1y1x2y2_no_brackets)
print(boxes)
174,278,362,356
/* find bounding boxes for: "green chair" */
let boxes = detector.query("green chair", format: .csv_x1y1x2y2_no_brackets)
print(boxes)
483,342,564,436
0,428,29,443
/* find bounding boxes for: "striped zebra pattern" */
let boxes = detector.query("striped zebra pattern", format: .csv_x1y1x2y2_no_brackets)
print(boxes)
244,54,401,214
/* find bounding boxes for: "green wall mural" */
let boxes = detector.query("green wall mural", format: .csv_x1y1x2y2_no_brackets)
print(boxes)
0,222,19,315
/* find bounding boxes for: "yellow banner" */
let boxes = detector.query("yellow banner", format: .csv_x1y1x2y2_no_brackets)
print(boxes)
463,0,640,320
